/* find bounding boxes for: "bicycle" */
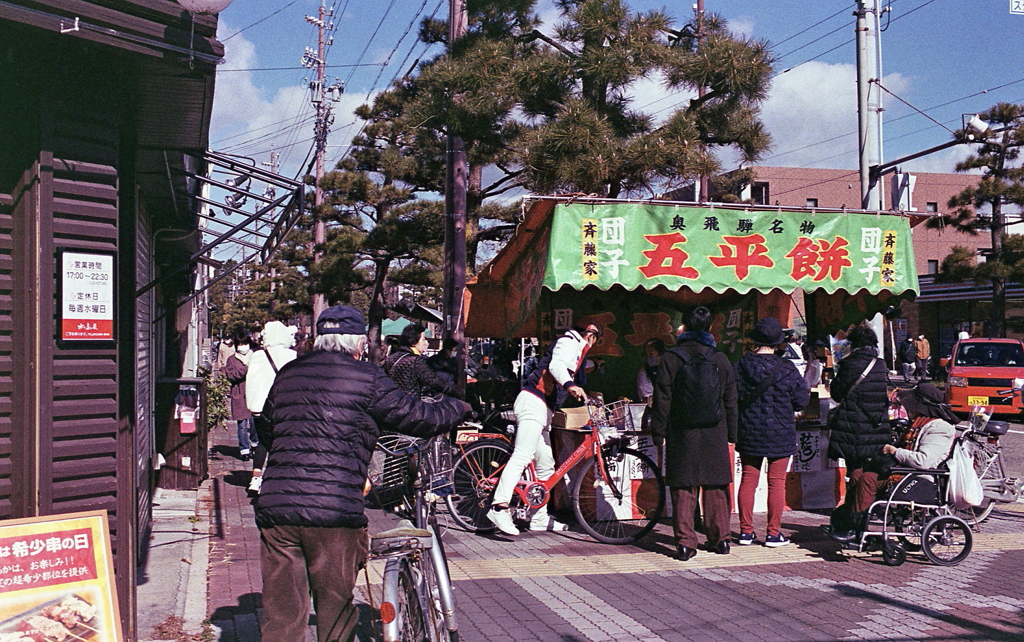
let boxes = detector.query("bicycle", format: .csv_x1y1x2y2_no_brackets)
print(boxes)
951,398,1024,524
366,435,460,642
446,398,666,545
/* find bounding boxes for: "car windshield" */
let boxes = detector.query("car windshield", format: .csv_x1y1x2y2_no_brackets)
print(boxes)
782,344,801,361
954,342,1024,367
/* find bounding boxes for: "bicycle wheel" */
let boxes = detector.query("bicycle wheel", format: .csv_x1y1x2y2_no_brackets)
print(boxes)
446,439,513,532
921,515,972,566
382,557,426,642
572,447,665,545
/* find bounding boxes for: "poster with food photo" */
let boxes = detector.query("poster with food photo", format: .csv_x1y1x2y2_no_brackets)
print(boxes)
0,511,121,642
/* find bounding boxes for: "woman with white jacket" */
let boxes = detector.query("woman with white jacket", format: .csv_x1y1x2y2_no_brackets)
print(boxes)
245,320,298,493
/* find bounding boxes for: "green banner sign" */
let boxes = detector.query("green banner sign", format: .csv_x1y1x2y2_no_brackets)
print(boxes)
543,203,918,296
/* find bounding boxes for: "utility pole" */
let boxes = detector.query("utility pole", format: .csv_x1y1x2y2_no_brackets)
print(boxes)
303,0,342,333
445,0,468,394
856,0,884,210
695,0,708,203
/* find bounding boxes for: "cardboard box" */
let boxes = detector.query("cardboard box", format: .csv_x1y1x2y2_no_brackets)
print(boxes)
551,406,591,431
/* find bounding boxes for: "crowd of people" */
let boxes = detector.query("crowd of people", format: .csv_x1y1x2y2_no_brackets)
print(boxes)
210,307,963,642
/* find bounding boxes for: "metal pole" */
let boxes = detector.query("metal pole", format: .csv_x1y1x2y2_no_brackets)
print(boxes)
856,0,883,210
445,0,468,395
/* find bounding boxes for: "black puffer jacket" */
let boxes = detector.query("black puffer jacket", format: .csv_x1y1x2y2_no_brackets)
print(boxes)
827,346,890,464
255,350,467,529
384,347,457,399
733,353,810,458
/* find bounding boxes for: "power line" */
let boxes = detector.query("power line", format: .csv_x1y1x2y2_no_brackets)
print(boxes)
217,63,386,72
221,0,301,42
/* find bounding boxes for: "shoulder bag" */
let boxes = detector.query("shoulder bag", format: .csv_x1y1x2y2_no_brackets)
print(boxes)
826,357,878,430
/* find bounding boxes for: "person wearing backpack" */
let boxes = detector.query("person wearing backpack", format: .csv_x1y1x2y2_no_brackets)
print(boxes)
487,322,602,535
733,317,810,547
650,306,738,561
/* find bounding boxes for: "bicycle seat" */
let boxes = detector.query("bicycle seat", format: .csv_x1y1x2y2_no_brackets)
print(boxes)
371,520,433,554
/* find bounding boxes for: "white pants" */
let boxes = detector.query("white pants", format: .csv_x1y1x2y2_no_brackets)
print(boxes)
493,391,556,520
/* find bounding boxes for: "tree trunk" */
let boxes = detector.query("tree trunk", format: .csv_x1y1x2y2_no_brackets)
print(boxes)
990,198,1005,338
366,258,389,364
466,163,483,272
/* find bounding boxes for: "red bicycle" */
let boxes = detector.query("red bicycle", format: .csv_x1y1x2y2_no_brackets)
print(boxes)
445,399,665,544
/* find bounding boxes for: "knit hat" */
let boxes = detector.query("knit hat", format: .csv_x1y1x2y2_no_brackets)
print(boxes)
316,305,366,335
749,317,784,346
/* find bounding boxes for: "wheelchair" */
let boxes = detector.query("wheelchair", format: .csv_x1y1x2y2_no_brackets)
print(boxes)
835,465,973,567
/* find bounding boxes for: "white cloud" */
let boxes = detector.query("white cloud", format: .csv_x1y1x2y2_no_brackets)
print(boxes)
210,25,372,178
757,62,912,170
729,16,756,40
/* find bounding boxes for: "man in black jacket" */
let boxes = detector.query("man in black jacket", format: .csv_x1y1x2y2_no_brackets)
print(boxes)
650,306,738,560
255,305,470,642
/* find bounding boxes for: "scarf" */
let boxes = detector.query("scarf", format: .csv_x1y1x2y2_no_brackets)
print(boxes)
677,330,716,348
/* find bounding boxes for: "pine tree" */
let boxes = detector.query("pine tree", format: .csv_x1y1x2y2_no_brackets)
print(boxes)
927,102,1024,337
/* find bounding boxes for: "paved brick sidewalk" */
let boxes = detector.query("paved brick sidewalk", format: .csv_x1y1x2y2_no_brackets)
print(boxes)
201,425,1024,641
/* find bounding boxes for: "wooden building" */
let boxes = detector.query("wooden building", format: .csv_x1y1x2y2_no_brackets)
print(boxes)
0,1,223,637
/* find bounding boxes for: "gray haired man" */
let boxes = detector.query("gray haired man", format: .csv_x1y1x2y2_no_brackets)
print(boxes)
255,305,470,642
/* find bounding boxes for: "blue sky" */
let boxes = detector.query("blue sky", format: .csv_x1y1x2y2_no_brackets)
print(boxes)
210,0,1024,183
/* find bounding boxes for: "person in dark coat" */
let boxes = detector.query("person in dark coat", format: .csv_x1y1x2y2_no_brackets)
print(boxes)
826,324,891,540
223,334,255,460
255,305,470,642
384,323,457,399
733,317,810,547
898,336,916,382
650,306,738,560
427,337,460,387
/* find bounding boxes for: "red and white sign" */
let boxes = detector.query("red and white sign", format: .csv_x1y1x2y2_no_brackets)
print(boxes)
61,252,114,341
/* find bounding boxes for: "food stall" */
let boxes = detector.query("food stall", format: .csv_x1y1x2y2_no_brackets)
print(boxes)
464,197,919,511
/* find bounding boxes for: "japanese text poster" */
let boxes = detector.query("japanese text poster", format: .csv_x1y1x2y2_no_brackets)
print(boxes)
61,251,114,341
0,511,122,641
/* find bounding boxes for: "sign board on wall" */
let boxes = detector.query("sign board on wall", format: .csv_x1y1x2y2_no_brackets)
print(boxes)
0,510,123,641
59,250,115,342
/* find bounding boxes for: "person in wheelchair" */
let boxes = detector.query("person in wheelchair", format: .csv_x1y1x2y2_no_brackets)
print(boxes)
882,383,957,471
830,383,956,540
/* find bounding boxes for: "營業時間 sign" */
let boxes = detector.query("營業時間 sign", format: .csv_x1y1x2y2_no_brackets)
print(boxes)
60,251,114,341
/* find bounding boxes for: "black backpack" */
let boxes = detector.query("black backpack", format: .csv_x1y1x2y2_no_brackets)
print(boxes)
668,346,723,428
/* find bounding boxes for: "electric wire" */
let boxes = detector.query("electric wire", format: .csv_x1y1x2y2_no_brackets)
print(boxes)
221,0,301,42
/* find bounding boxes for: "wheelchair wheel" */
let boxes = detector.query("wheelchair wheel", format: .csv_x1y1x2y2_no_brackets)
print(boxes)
881,541,906,566
921,516,972,566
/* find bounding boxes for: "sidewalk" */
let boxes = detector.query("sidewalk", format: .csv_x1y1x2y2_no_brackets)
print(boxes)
137,423,1024,641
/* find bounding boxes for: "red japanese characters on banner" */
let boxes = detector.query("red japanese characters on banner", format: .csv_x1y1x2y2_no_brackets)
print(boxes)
785,236,853,282
0,528,98,591
638,232,699,279
709,233,775,280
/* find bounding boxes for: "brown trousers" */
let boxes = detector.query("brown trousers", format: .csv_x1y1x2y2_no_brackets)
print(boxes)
844,467,880,514
671,486,730,549
260,524,370,642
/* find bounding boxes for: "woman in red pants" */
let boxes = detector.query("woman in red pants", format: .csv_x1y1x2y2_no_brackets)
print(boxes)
733,317,810,547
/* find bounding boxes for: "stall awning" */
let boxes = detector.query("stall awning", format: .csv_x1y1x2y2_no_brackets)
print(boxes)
466,197,919,337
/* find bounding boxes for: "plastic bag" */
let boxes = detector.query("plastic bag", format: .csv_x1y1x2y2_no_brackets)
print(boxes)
947,440,984,509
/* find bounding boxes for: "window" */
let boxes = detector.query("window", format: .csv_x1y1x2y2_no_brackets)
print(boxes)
926,202,938,213
927,259,938,274
751,182,770,205
805,198,818,208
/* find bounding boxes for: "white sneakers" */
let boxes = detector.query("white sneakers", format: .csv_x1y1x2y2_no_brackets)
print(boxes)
486,508,519,536
529,516,570,532
248,473,263,494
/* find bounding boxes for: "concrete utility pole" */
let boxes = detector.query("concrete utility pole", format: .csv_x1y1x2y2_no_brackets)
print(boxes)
303,0,342,333
695,0,708,203
856,0,884,210
444,0,468,393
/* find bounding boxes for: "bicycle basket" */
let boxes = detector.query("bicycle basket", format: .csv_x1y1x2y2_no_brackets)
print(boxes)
587,399,635,434
420,434,455,496
367,433,419,510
